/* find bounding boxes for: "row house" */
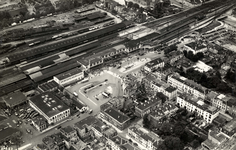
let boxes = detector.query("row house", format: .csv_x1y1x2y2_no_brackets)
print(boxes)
149,103,178,127
135,97,162,117
143,58,165,72
177,93,219,123
167,73,207,99
142,73,177,100
127,126,158,150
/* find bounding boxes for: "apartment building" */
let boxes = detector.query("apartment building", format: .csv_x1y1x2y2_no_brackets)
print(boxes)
29,92,70,125
166,51,183,65
135,97,161,117
74,116,102,140
201,130,228,150
206,91,236,117
127,126,158,150
183,42,207,54
53,67,84,86
31,116,48,132
167,73,207,99
149,103,178,126
177,93,219,123
143,58,164,72
143,73,177,100
60,126,77,139
99,106,131,130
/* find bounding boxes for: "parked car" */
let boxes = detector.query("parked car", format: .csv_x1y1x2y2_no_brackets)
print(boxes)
26,129,31,133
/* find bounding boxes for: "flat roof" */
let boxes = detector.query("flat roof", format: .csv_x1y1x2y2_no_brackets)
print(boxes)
0,73,26,88
38,80,59,92
165,86,177,93
55,67,82,80
3,91,27,107
136,97,161,111
61,125,75,134
31,116,47,127
129,127,155,142
30,92,69,118
104,107,130,124
74,116,99,130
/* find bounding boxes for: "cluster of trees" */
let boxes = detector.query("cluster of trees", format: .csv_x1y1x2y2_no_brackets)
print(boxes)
225,69,236,83
183,50,204,62
180,68,232,93
150,0,171,18
156,92,167,104
135,82,148,102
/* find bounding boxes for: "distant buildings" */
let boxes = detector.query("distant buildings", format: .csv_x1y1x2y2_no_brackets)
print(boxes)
167,73,207,99
143,58,164,72
99,104,131,130
177,93,219,123
29,92,70,125
135,97,161,117
53,67,84,86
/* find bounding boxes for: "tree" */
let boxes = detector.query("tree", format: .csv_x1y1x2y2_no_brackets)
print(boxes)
133,3,139,9
136,82,148,102
143,114,150,128
173,124,185,137
160,122,172,136
225,70,236,83
127,1,133,8
139,7,144,13
164,136,184,150
156,92,167,104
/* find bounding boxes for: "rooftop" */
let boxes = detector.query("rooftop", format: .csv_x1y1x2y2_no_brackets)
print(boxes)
61,125,75,134
150,103,177,118
186,42,206,50
178,93,218,114
209,130,228,143
2,92,27,107
165,86,177,93
170,73,207,94
223,118,236,133
193,61,213,73
55,67,83,80
38,80,59,92
136,97,161,111
30,92,69,118
129,126,155,143
145,58,163,68
104,107,130,124
31,116,47,127
74,116,100,130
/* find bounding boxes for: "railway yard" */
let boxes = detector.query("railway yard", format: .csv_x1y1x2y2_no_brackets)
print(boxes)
1,0,236,149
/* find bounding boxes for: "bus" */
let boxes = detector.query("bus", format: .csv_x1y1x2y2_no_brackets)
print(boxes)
102,92,109,98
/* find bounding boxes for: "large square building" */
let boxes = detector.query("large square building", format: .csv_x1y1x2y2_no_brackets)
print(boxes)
29,92,70,124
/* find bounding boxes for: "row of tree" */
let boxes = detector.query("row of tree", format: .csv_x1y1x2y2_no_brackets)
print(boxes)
183,50,204,62
180,68,232,93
